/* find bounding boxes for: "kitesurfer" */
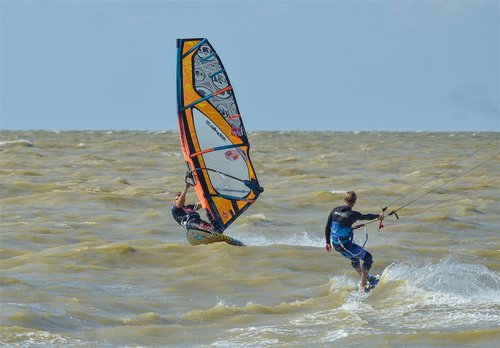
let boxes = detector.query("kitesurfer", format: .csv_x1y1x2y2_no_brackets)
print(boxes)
172,182,218,234
324,191,383,292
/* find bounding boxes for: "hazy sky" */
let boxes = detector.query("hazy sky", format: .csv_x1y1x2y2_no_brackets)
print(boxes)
1,0,499,131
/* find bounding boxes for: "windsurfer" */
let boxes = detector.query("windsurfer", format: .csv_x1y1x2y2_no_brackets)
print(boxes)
324,191,383,291
172,182,218,234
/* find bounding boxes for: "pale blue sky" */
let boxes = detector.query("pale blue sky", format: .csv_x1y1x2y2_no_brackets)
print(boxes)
1,0,499,131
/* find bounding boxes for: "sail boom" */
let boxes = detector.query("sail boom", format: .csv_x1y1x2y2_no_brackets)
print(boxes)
190,143,245,158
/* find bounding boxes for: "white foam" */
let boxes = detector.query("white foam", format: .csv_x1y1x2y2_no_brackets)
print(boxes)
233,230,322,247
0,139,34,147
371,258,500,330
323,329,349,341
383,257,500,303
1,330,82,346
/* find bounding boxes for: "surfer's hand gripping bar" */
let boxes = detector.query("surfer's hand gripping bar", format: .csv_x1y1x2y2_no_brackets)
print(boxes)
378,207,387,229
352,208,386,231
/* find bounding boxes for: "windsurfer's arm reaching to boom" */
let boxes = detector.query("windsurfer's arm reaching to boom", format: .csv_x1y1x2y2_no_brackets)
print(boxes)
175,182,189,208
175,182,202,210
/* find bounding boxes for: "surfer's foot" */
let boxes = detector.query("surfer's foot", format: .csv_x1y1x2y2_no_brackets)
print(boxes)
358,283,373,293
367,275,378,284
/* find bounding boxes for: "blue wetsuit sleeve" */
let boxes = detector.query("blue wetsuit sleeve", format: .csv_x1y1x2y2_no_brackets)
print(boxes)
325,211,332,244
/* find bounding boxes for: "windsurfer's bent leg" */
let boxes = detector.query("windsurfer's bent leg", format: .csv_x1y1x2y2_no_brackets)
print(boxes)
185,218,217,234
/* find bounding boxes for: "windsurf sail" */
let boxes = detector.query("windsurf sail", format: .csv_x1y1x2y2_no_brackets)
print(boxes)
176,38,263,233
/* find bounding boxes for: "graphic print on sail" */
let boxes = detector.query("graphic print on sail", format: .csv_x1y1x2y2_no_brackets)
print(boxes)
176,38,263,235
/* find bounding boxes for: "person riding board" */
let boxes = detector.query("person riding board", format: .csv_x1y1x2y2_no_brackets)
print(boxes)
324,191,383,292
172,182,218,234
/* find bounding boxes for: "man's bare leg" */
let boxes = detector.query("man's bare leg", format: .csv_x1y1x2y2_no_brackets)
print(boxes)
354,267,368,290
359,269,368,290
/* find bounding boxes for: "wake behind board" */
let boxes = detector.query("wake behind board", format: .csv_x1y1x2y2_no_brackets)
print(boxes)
186,230,244,247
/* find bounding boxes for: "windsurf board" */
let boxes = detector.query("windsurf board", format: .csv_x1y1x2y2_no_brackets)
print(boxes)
186,230,244,247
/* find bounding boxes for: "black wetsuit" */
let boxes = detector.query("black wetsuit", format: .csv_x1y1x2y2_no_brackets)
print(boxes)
325,205,378,271
171,205,216,233
324,205,379,244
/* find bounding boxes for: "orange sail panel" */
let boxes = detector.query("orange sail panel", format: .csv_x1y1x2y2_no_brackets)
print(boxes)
176,38,263,232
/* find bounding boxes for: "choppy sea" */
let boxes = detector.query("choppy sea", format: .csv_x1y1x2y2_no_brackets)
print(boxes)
1,131,499,347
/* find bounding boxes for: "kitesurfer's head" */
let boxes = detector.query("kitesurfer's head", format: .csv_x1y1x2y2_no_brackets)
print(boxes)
344,191,357,207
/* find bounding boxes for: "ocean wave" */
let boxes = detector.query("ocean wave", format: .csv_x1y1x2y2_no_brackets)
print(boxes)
1,243,139,271
0,140,34,148
183,297,312,322
119,312,178,326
